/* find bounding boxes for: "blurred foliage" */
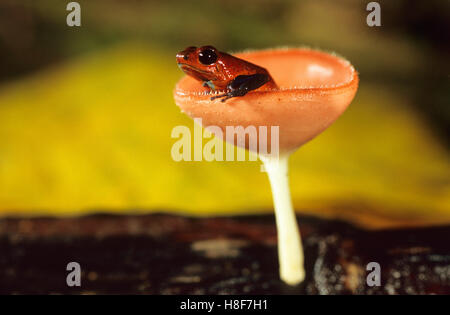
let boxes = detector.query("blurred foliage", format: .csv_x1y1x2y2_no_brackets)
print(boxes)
0,0,448,227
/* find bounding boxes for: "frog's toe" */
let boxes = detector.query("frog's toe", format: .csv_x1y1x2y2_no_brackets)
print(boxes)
203,80,216,91
210,92,233,102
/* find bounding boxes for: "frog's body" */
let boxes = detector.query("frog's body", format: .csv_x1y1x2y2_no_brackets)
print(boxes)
176,46,277,102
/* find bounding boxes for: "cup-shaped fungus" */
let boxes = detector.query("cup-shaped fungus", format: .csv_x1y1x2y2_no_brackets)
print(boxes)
174,47,358,285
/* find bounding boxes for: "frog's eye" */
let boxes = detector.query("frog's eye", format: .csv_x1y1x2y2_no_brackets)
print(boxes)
198,48,217,65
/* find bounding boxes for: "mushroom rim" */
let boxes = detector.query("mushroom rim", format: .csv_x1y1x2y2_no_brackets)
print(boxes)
174,47,358,98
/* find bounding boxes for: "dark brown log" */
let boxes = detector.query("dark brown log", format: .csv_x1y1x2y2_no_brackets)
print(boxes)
0,213,448,294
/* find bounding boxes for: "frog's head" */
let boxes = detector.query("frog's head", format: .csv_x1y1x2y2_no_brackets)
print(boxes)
176,46,221,82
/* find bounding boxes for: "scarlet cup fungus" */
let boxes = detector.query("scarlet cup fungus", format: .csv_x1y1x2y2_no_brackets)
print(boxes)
174,47,358,285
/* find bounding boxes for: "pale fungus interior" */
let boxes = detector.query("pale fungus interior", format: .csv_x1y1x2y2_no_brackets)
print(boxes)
239,49,355,89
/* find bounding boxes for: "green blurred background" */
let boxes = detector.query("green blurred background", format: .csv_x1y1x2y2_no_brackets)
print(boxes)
0,0,448,228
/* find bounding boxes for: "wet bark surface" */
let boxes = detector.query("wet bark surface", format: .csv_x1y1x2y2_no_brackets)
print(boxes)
0,213,448,294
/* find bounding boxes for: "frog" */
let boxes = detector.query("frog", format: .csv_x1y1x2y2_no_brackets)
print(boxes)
176,45,277,102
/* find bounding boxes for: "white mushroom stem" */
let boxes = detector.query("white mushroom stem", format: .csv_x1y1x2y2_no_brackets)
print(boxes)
260,154,305,285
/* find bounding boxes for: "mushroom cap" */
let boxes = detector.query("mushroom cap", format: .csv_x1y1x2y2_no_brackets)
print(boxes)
174,48,358,155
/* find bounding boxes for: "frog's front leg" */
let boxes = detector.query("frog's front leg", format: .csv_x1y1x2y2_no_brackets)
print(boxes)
202,80,216,91
210,73,269,102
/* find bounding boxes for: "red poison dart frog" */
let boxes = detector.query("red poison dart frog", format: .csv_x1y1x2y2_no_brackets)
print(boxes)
176,46,277,102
